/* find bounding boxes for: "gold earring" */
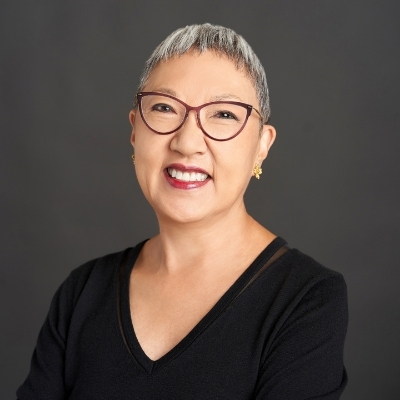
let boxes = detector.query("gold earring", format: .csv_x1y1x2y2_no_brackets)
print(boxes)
253,164,262,179
131,154,135,165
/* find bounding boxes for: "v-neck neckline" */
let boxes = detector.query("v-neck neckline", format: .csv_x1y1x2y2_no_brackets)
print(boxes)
119,236,287,374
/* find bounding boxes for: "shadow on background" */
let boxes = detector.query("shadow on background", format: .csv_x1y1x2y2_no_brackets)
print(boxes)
1,1,399,398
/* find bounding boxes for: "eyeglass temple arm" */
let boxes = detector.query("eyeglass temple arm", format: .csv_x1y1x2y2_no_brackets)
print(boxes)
251,106,268,125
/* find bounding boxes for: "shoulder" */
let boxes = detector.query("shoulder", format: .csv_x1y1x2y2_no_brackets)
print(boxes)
265,245,346,291
283,248,347,296
258,246,348,328
58,247,134,308
266,247,348,333
69,247,131,282
255,247,348,398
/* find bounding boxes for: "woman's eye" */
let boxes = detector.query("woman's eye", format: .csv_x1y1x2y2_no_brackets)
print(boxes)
215,111,238,120
151,103,174,113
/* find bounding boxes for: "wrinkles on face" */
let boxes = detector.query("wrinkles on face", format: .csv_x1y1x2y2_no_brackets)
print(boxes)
129,51,274,225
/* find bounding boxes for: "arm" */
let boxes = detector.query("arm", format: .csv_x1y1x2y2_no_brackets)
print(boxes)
16,262,94,400
254,275,348,399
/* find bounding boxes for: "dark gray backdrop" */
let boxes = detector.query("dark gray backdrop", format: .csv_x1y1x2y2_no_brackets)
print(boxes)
1,1,399,398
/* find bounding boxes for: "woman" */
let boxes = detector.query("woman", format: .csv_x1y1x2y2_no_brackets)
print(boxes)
17,23,348,399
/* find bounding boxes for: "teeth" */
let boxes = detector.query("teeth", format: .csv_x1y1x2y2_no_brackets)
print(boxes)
167,168,208,182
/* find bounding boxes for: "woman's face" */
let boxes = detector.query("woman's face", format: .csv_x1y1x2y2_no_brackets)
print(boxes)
129,51,275,225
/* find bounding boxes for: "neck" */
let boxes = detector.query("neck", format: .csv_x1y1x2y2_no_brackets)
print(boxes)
143,201,275,275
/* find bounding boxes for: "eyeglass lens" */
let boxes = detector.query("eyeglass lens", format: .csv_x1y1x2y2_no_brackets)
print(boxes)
140,94,249,140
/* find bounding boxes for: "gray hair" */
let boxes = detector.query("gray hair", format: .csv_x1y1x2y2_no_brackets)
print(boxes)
135,23,270,124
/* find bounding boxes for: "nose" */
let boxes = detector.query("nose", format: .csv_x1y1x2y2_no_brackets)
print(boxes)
169,110,208,156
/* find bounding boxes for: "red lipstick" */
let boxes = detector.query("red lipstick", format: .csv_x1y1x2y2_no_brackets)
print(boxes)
164,163,211,190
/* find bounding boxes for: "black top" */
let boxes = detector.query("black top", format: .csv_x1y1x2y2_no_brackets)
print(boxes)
17,237,348,399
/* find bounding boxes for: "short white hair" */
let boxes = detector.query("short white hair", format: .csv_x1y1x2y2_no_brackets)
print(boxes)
136,23,271,124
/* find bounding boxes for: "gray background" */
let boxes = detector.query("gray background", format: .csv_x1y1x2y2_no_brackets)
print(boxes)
1,0,399,398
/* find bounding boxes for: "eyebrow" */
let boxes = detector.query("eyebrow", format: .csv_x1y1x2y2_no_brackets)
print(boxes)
149,88,244,103
150,87,178,97
209,93,244,102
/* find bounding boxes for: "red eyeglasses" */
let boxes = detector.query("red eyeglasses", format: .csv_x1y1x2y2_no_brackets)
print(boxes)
136,92,263,141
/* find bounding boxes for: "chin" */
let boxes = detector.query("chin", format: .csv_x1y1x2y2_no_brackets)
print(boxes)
152,202,211,225
159,210,210,225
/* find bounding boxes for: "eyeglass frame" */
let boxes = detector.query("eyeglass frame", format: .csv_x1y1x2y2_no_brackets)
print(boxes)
136,91,264,142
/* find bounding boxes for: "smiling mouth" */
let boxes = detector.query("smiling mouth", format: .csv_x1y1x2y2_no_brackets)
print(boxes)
167,168,209,182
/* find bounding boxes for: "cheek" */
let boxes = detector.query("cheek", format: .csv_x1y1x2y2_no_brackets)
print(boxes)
212,146,256,198
133,130,170,195
218,133,259,175
134,124,164,164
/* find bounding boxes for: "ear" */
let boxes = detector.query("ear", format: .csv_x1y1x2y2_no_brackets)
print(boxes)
129,110,136,147
257,124,276,164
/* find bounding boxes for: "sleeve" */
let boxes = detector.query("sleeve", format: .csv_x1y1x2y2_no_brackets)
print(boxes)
16,262,94,400
253,274,348,400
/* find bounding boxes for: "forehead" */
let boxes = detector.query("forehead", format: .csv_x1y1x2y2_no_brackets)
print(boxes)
142,51,258,105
